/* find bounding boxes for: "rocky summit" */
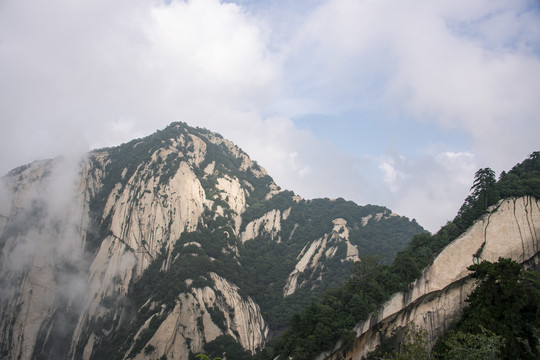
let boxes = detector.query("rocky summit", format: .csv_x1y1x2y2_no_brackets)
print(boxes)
0,122,424,360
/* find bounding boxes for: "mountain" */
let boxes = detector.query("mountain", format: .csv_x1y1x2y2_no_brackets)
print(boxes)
0,122,424,360
325,196,540,359
269,152,540,360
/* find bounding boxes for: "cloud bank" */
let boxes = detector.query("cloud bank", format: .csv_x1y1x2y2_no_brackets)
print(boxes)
1,0,539,231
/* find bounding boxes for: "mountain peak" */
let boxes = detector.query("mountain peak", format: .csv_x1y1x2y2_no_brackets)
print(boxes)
0,121,425,360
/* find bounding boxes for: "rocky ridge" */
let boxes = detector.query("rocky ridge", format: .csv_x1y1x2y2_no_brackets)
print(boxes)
324,196,540,359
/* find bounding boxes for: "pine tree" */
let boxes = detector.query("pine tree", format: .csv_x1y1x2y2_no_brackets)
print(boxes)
470,168,498,208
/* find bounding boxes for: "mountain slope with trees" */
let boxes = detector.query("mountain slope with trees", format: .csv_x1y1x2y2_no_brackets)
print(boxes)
266,152,540,360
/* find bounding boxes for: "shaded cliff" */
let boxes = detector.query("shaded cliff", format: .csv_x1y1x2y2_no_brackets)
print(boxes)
0,122,424,360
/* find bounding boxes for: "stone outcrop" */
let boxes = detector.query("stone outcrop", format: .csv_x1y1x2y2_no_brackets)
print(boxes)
324,196,540,360
131,273,268,360
0,157,94,360
283,218,359,297
215,175,247,234
240,209,288,243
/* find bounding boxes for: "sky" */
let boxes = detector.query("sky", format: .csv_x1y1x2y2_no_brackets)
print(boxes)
0,0,539,232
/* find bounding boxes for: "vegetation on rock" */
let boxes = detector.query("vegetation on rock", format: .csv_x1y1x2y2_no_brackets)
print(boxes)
378,257,538,359
3,120,536,360
437,258,540,359
82,122,425,359
267,152,540,360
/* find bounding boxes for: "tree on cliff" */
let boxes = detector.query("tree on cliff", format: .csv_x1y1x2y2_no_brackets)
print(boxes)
441,328,502,360
386,259,539,360
454,167,499,232
470,167,498,208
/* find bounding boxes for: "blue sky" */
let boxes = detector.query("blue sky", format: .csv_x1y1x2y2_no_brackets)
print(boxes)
0,0,539,231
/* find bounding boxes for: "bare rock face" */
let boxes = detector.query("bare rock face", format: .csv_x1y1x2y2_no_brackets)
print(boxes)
283,218,359,297
240,209,285,243
131,273,268,360
215,175,247,234
325,196,540,360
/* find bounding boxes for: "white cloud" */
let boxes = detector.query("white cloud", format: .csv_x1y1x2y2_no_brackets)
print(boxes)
386,3,540,169
0,0,538,234
0,0,280,173
370,151,478,232
378,157,407,193
283,0,540,171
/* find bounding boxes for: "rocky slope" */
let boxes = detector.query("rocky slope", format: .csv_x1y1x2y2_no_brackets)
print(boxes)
323,196,540,360
0,122,424,360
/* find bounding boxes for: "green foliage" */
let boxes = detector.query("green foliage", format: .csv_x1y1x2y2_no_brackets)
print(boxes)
159,152,182,185
207,307,227,332
470,168,499,208
453,167,499,234
352,216,424,264
379,324,502,360
144,344,156,355
240,190,296,231
272,255,402,360
130,227,244,310
239,198,424,331
85,126,540,360
391,152,540,289
202,335,251,360
195,354,221,360
448,258,540,359
386,323,433,360
85,121,425,354
442,328,502,360
128,314,165,358
454,152,540,234
90,226,242,359
498,151,540,199
193,132,275,208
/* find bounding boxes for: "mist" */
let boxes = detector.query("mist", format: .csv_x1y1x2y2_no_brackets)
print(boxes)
0,155,102,357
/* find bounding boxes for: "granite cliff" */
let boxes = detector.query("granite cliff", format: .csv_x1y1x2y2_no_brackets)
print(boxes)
323,196,540,359
0,122,424,360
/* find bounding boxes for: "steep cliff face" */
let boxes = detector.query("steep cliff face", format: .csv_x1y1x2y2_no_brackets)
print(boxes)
0,122,424,360
240,209,286,243
0,123,272,360
128,273,268,360
325,196,540,360
283,218,359,297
